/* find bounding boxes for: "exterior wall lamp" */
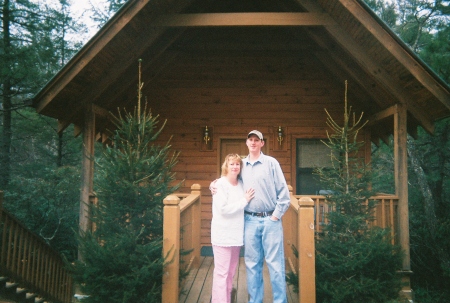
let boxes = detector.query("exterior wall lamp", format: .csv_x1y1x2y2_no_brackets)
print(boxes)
277,126,284,146
203,126,210,144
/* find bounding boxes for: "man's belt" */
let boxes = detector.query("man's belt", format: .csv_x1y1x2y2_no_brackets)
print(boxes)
244,210,274,217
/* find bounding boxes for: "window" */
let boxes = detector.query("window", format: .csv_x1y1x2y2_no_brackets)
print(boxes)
296,139,332,195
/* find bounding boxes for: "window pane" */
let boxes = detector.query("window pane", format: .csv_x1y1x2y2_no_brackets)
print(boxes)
296,139,331,195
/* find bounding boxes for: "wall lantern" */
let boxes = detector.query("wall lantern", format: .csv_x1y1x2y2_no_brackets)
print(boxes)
204,126,210,144
277,126,284,146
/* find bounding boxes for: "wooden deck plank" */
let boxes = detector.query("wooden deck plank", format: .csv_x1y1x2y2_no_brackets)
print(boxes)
235,257,248,303
184,256,213,303
180,256,207,303
181,257,299,303
197,257,214,303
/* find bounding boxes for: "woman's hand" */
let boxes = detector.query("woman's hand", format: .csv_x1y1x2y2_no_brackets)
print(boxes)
245,188,255,203
209,179,218,195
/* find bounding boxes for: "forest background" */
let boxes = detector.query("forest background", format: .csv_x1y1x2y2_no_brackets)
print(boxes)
0,0,449,302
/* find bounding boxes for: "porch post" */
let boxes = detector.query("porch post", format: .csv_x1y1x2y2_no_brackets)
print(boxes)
297,197,316,303
162,195,181,303
190,184,201,268
79,103,95,235
394,103,413,299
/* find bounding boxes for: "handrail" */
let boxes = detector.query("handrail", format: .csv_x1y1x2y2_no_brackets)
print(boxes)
0,191,73,303
295,194,399,243
282,186,316,302
162,184,202,303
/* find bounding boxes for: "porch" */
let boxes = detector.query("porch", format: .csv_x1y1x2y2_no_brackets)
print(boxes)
162,184,399,303
180,256,299,303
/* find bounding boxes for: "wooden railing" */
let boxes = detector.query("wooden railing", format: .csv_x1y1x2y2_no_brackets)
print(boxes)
0,191,73,303
301,194,399,243
283,189,399,302
162,184,202,303
282,187,316,303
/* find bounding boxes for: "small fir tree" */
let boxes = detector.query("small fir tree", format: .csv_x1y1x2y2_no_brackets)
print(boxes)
71,60,180,303
314,81,404,303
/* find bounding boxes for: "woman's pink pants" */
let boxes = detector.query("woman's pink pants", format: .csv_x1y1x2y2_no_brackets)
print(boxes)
211,245,241,303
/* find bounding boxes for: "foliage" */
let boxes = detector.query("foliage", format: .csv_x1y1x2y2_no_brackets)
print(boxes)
406,119,450,302
365,0,450,82
312,82,403,302
4,165,80,259
285,245,299,294
71,62,180,303
1,0,86,187
3,107,82,260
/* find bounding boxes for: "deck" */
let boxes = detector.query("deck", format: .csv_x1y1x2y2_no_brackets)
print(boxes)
179,256,299,303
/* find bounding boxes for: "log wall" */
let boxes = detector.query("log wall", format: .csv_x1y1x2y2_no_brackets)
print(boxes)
140,37,369,246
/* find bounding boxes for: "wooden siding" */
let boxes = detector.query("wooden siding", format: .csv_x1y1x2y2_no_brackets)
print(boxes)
131,33,371,246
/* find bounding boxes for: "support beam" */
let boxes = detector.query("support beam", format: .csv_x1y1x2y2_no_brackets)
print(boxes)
298,197,316,303
162,195,181,303
79,104,95,235
393,103,413,300
368,105,397,125
153,13,336,27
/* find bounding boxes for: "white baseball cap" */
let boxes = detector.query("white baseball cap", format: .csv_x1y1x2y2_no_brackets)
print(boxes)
247,130,263,140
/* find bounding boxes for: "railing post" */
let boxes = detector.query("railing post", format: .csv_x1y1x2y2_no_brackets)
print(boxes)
162,195,181,303
190,184,201,268
297,197,316,303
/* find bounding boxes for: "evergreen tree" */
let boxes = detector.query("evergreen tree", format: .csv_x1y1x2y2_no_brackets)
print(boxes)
314,81,403,303
71,60,180,303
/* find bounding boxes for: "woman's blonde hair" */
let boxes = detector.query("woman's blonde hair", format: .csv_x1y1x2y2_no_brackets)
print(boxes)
221,153,242,176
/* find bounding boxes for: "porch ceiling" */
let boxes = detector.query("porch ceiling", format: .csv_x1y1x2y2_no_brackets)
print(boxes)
32,0,450,141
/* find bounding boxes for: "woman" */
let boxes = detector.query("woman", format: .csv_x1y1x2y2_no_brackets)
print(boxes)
211,153,255,303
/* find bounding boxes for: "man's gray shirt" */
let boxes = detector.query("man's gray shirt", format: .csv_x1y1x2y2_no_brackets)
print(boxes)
241,152,290,219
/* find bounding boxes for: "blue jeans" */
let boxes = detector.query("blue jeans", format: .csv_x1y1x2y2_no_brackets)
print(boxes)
244,214,287,303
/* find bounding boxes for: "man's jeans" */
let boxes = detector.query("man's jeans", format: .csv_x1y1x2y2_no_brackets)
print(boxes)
244,214,287,303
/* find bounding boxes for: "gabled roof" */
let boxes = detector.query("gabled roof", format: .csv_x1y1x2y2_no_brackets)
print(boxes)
32,0,450,140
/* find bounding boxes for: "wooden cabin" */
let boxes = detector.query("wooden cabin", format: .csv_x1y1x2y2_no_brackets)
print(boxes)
31,0,450,301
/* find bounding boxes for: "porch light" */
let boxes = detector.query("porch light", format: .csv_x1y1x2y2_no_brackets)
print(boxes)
277,126,284,146
203,126,210,144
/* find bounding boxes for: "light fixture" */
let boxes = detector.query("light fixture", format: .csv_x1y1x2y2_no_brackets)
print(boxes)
277,126,283,146
203,126,210,144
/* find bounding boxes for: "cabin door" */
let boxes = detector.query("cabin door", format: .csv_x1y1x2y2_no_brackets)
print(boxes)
220,139,248,161
219,138,268,171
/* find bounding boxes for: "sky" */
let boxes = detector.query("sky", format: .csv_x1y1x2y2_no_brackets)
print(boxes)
69,0,104,41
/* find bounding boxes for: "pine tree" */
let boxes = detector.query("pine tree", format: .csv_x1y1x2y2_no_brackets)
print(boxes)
71,60,180,303
314,81,404,303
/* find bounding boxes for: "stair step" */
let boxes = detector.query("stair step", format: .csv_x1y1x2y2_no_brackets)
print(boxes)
35,297,46,303
26,292,38,300
5,282,19,289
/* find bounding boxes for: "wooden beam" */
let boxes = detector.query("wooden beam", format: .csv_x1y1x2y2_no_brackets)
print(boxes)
79,104,95,236
92,104,113,119
153,13,336,27
367,105,398,125
58,119,71,134
393,103,412,299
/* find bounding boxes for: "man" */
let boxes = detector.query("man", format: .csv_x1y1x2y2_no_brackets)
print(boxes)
211,130,290,303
